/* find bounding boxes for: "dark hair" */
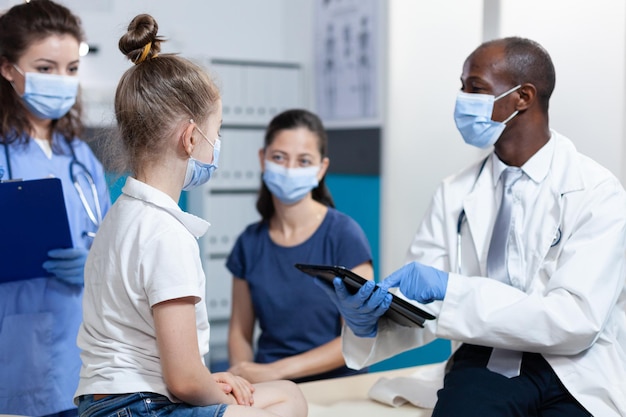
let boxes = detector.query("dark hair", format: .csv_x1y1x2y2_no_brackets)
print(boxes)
111,14,220,175
256,109,335,221
0,0,84,144
479,37,556,112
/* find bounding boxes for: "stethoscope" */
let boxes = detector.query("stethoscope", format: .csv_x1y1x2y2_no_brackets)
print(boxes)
2,140,102,238
455,157,488,274
68,145,102,237
455,157,563,274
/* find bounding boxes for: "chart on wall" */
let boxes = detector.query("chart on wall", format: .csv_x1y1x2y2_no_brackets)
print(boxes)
315,0,378,122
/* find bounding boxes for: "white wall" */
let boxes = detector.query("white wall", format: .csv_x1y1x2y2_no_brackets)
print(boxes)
499,0,626,181
381,0,485,276
381,0,626,277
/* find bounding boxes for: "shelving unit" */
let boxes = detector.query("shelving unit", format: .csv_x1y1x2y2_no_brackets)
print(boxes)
186,58,304,366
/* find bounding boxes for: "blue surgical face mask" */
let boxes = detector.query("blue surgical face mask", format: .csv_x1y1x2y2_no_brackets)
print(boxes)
182,124,221,191
13,65,79,120
262,160,320,205
453,85,521,148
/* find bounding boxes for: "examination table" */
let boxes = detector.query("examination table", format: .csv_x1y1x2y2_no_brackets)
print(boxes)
298,364,436,417
0,366,436,417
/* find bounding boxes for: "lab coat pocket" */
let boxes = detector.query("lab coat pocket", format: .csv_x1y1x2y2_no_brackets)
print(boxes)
0,312,53,393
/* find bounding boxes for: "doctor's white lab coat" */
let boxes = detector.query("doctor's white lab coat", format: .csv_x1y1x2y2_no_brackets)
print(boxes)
343,132,626,416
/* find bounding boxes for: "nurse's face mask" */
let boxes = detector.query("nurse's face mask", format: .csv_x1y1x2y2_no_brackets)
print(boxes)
12,64,79,120
182,122,221,191
262,160,320,205
453,84,521,148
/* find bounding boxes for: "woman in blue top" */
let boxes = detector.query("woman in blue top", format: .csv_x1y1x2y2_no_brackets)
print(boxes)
0,2,110,416
227,109,373,383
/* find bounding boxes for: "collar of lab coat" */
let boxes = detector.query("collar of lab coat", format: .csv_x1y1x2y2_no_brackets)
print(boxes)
122,176,210,238
490,133,555,186
461,131,585,268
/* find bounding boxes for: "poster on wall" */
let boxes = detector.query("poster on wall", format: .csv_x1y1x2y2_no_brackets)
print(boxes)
315,0,378,122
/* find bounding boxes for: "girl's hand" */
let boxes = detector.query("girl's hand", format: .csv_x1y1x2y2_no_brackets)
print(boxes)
212,372,255,406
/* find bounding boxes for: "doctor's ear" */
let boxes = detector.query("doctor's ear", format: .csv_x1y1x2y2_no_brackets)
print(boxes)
515,83,537,111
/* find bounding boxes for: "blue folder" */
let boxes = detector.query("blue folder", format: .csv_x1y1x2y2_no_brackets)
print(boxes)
0,178,73,283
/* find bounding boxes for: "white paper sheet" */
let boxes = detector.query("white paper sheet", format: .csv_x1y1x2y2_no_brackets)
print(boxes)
367,362,445,409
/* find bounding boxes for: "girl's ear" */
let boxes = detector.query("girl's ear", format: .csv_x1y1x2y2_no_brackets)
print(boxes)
180,123,196,156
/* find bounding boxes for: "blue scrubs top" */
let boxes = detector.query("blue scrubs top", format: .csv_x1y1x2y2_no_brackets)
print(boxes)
226,207,372,383
0,133,111,416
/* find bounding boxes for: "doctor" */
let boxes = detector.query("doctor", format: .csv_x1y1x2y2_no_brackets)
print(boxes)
320,37,626,416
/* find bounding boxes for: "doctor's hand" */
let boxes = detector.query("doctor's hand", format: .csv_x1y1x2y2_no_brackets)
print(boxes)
381,261,449,304
315,277,392,338
42,247,88,287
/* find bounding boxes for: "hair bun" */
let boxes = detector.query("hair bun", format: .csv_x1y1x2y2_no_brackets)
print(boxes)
118,14,164,64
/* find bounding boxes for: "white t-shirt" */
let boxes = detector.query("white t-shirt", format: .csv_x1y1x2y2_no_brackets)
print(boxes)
74,177,211,402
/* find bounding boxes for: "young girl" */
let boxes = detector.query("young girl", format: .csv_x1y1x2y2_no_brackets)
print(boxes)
227,109,373,383
0,1,110,416
74,14,307,417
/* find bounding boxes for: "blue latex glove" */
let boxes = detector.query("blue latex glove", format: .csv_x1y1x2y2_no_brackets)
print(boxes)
42,247,88,286
381,261,449,304
315,277,392,337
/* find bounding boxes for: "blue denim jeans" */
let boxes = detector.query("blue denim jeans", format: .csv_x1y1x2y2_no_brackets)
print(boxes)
78,393,227,417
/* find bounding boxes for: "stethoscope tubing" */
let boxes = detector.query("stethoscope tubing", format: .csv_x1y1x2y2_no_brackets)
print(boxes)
456,157,488,274
69,156,103,229
2,140,102,234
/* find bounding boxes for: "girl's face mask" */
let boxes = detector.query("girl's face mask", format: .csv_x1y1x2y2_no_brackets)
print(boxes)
182,124,221,191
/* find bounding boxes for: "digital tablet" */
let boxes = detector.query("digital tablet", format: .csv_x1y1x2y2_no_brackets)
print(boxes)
295,263,436,328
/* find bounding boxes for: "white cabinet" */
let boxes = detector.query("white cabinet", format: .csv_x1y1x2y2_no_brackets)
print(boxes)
186,59,303,367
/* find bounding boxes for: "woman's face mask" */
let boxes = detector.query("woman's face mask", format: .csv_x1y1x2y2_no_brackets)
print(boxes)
262,160,320,205
182,124,221,191
13,65,79,120
453,85,521,148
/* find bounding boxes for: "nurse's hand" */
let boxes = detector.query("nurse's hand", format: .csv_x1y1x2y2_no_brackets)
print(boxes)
42,247,88,287
381,261,448,304
315,277,392,338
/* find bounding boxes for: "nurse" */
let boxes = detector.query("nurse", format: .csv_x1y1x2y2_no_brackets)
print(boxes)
0,1,110,416
321,37,626,416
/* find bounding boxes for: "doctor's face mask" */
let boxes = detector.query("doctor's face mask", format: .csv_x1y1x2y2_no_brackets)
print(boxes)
453,84,521,148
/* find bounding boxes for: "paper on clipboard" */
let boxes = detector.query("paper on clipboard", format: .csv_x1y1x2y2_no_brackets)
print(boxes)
0,178,73,283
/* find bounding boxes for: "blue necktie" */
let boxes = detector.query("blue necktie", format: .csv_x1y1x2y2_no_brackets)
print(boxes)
486,167,523,378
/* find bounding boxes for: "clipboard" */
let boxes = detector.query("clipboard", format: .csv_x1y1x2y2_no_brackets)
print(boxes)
0,178,73,283
295,263,436,328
